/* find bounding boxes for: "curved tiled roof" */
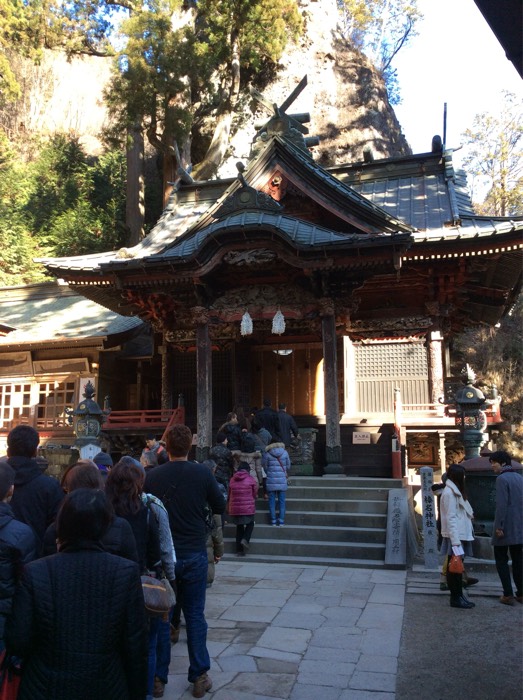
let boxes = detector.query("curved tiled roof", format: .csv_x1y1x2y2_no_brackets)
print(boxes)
132,211,409,266
0,282,144,347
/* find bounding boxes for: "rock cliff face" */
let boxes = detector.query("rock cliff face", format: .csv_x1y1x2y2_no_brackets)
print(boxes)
2,51,111,156
4,0,410,172
219,0,411,176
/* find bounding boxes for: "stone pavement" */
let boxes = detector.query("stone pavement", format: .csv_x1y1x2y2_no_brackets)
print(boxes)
161,561,406,700
160,559,523,699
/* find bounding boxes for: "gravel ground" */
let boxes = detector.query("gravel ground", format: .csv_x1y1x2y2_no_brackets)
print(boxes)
396,567,523,700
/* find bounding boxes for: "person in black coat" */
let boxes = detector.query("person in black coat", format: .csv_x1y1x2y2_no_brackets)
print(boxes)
42,463,138,563
255,399,282,442
6,426,64,555
0,462,37,647
277,403,299,450
218,413,243,452
6,489,148,700
209,432,233,493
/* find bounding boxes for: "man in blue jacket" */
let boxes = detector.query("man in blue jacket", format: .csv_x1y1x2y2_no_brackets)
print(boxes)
489,450,523,606
144,424,225,699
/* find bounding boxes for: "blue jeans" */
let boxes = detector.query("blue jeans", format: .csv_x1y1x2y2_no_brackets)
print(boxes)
175,551,210,682
147,617,160,696
268,491,286,524
155,617,172,683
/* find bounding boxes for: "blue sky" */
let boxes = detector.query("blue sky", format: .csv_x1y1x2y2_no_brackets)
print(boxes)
392,0,521,161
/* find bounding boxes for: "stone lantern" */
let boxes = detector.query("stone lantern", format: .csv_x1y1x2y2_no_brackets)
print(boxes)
451,365,488,459
67,381,111,460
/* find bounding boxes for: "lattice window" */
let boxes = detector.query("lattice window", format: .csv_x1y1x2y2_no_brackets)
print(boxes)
354,342,429,413
355,342,428,379
0,383,32,430
36,380,76,429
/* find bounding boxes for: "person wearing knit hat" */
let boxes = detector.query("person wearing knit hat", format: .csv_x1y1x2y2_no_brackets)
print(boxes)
93,451,113,476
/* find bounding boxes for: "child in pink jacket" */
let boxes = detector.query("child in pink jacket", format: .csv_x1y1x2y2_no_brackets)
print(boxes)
228,462,258,556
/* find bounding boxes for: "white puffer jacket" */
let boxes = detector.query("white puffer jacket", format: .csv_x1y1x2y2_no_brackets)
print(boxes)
440,479,475,545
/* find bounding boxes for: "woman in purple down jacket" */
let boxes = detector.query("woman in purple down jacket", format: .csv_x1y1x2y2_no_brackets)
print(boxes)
228,463,258,556
262,442,291,527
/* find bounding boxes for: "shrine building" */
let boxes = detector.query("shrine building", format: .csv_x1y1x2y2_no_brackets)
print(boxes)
5,85,522,476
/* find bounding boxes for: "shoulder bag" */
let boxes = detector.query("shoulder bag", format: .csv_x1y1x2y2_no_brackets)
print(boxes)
275,456,291,485
141,575,172,619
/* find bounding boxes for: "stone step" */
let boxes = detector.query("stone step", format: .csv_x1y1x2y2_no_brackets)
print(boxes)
224,522,387,544
219,476,405,568
263,510,387,528
222,536,386,561
218,552,389,569
256,497,388,514
289,476,403,489
285,485,391,501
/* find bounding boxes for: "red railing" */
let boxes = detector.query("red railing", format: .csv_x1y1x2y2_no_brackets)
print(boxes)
104,407,185,432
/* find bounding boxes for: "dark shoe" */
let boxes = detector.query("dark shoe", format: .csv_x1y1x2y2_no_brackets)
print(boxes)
153,677,165,698
515,596,523,604
192,673,212,698
439,582,449,591
240,538,250,552
500,595,516,606
463,577,479,588
170,623,180,644
450,595,475,609
235,551,245,557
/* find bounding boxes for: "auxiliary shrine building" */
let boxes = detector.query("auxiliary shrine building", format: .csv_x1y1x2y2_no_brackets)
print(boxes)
2,92,521,476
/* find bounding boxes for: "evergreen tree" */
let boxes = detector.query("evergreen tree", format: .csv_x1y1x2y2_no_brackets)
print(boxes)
105,0,302,200
0,132,127,284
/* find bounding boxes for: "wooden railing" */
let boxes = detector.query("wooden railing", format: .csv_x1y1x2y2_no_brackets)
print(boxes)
104,407,185,431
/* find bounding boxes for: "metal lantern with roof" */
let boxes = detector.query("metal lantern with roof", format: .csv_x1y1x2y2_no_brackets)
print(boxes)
452,365,488,459
67,381,111,460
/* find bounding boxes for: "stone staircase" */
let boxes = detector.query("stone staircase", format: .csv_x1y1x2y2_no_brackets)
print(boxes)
222,475,404,568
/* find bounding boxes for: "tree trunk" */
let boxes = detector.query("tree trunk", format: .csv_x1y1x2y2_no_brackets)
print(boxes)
192,111,235,181
125,123,145,246
192,28,241,180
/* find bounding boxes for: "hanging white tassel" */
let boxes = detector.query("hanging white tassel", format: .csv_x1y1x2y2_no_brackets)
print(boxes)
272,309,285,335
240,310,253,336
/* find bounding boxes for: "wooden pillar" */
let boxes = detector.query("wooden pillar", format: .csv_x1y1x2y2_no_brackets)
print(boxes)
321,302,342,474
136,360,143,410
438,430,447,473
195,316,212,462
428,329,445,416
159,340,173,411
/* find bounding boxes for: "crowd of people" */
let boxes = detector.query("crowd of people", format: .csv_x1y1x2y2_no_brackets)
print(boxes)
0,398,295,699
3,403,518,696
